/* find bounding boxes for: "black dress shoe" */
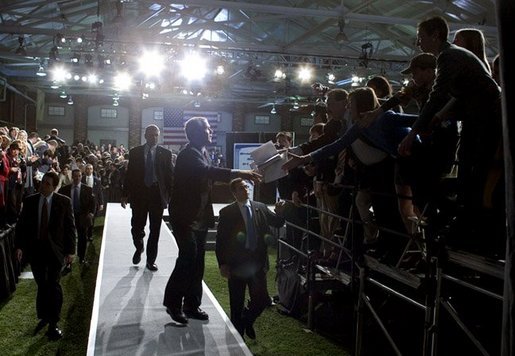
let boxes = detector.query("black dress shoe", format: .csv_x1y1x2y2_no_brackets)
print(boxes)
46,325,63,341
132,249,142,264
146,262,158,271
33,319,48,335
245,322,256,340
184,307,209,321
166,308,188,324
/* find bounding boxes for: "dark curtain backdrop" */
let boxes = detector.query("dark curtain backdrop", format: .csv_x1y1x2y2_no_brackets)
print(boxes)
497,1,515,355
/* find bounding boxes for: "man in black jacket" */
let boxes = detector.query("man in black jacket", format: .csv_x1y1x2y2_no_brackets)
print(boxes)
121,124,173,271
15,171,76,340
216,178,284,339
163,117,261,324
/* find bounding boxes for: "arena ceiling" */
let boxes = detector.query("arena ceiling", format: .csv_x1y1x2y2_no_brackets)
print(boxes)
0,0,499,107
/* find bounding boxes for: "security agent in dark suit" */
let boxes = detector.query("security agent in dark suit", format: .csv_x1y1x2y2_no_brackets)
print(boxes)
15,171,76,340
59,169,96,264
216,178,285,339
163,117,261,324
82,163,104,241
121,124,173,271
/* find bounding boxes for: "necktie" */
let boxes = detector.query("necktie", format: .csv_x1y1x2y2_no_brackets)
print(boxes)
245,204,257,251
73,185,80,213
145,148,154,187
40,198,48,240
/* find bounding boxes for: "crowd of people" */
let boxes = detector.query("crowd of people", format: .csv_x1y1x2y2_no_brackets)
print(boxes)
0,126,129,228
1,15,505,344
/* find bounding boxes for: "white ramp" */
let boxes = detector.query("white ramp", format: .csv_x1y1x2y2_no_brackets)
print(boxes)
87,203,251,356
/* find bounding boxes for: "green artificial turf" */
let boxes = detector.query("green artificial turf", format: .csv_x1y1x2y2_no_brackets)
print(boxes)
0,217,350,355
203,251,351,356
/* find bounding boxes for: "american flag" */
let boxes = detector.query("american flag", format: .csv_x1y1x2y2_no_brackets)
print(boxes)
163,108,219,146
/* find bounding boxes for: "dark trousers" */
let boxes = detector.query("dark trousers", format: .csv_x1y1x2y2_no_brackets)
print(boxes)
130,185,163,264
75,217,88,261
30,242,63,325
163,224,206,311
228,269,269,335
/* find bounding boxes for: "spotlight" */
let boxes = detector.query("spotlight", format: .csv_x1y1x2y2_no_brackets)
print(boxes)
77,36,83,44
73,74,80,81
55,33,65,48
298,67,312,82
67,95,74,105
270,105,277,114
113,72,132,91
327,73,336,84
81,76,87,82
98,78,104,84
36,65,47,77
216,65,225,75
181,89,188,95
139,50,165,77
274,69,286,80
87,74,98,84
293,101,300,110
50,82,60,89
59,90,67,99
194,100,201,108
402,78,410,86
142,93,149,99
65,72,72,80
145,82,156,90
113,92,120,101
51,66,68,82
179,52,207,81
71,52,81,64
113,99,119,107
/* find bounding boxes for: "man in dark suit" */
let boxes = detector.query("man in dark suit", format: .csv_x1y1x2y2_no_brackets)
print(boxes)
216,178,285,339
15,171,76,340
163,116,261,324
82,163,104,241
121,124,173,271
59,169,96,264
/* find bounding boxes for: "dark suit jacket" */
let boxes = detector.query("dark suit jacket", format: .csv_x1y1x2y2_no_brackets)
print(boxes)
59,184,96,228
216,201,284,278
169,144,232,229
123,144,173,209
15,192,76,264
82,175,104,211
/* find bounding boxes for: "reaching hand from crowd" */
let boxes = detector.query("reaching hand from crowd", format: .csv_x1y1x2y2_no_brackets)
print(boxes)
282,152,312,171
238,170,262,184
398,130,417,157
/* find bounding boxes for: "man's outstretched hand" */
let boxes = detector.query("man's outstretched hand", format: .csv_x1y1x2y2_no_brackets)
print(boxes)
282,152,312,171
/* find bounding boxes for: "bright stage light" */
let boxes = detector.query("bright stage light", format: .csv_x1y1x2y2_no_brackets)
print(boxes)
179,52,207,81
139,50,165,77
51,66,68,82
298,66,312,82
87,74,98,84
113,72,132,91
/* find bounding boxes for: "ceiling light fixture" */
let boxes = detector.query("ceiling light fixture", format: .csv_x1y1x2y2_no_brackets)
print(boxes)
59,90,67,99
335,18,348,44
298,67,312,82
36,65,47,77
67,95,74,105
270,104,277,114
15,36,27,56
180,52,207,81
139,50,165,77
327,73,336,84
